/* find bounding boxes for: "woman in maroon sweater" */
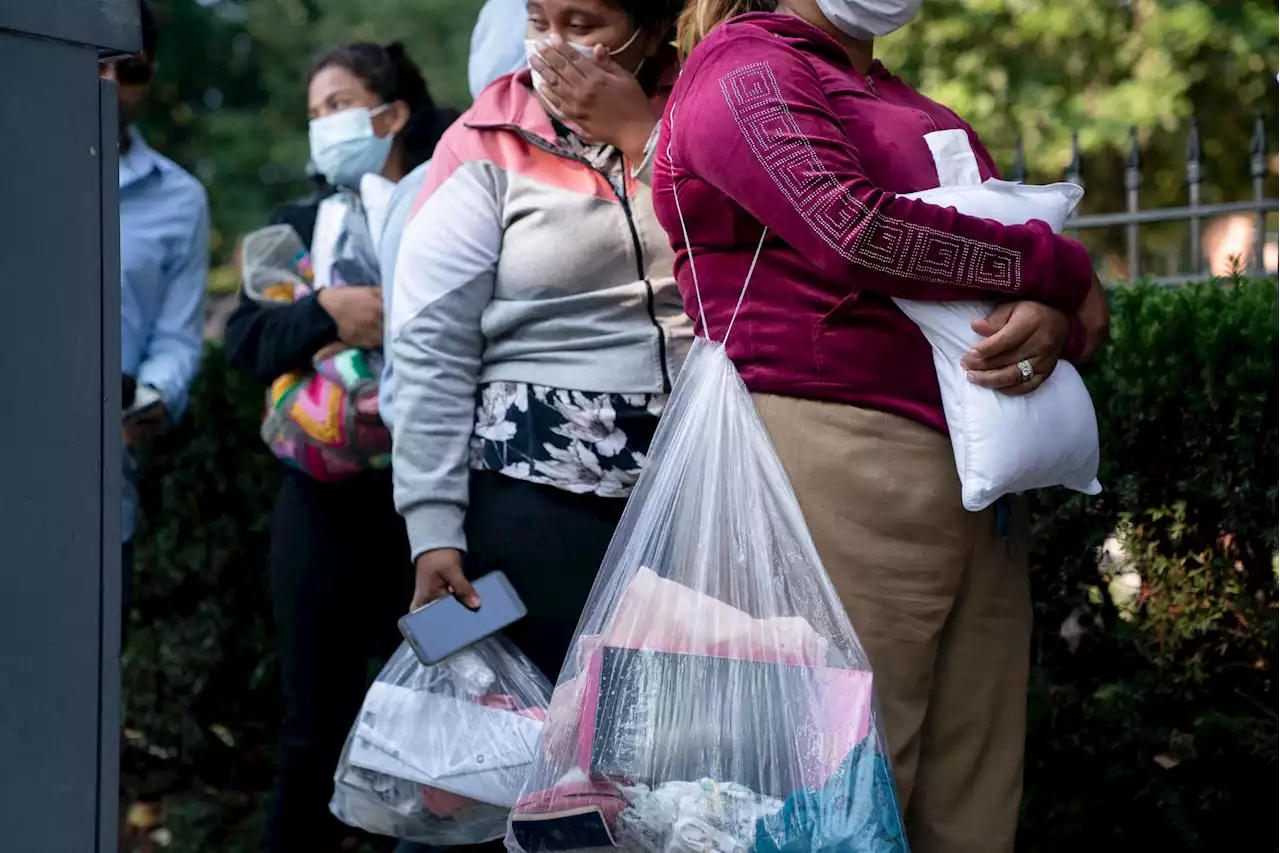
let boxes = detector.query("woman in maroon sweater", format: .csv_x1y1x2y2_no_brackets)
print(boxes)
654,3,1109,852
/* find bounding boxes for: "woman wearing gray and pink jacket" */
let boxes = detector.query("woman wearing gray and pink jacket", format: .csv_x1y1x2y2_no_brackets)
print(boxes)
390,0,689,687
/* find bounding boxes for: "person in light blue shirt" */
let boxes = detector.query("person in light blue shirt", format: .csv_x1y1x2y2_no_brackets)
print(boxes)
102,3,209,591
468,0,531,101
119,130,209,431
377,0,528,430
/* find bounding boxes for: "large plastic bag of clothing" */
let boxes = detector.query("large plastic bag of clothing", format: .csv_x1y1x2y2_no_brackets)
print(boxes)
332,637,553,846
892,128,1101,511
504,323,907,849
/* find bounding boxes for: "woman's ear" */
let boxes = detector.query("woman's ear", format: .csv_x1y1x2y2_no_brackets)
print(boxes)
380,100,411,137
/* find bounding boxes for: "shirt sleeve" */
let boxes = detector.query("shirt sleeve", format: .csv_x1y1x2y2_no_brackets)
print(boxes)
135,190,209,420
223,291,338,385
671,38,1093,312
375,170,425,429
223,203,340,385
391,144,502,560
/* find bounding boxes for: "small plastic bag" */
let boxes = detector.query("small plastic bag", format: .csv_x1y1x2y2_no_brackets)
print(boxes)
504,337,908,853
240,223,314,305
332,637,553,846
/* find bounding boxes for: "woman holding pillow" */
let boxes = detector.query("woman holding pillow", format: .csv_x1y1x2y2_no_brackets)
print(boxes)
652,2,1109,852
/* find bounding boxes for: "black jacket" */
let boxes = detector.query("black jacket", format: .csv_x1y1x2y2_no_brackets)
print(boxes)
224,188,341,385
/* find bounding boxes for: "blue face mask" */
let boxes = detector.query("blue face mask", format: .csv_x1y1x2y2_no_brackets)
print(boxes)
308,104,394,188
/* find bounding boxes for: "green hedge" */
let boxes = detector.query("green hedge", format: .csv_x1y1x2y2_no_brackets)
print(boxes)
123,278,1278,852
1021,277,1278,850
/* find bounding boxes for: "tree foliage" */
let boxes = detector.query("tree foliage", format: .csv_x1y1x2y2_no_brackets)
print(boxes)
141,0,484,272
880,0,1278,203
139,0,1276,273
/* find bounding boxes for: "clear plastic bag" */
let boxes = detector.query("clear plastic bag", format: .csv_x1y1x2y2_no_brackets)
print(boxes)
332,637,553,846
503,333,908,852
239,223,313,305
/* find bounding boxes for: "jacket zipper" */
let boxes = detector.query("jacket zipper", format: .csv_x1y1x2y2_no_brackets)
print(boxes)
469,122,672,393
611,171,672,393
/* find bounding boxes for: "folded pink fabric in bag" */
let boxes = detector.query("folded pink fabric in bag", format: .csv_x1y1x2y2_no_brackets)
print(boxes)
601,567,830,664
421,786,474,820
514,776,629,824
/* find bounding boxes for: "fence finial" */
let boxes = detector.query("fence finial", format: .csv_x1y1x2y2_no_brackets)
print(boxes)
1251,112,1267,178
1186,117,1202,172
1250,113,1268,274
1126,126,1143,175
1187,117,1203,275
1065,130,1083,187
1126,127,1143,280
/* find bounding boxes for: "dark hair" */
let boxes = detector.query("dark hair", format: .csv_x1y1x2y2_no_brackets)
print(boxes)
613,0,686,30
140,0,159,59
611,0,686,92
308,42,454,173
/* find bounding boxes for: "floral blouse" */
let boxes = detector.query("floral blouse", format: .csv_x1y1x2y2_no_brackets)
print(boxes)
471,382,665,498
468,123,665,498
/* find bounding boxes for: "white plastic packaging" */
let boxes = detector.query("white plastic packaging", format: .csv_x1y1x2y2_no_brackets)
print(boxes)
332,637,552,846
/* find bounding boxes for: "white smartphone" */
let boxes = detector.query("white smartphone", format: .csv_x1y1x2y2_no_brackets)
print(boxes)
123,384,163,423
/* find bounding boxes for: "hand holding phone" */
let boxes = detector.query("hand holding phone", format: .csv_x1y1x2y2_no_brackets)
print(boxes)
412,548,478,611
398,571,526,666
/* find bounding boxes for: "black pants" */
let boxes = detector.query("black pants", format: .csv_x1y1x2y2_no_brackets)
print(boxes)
267,468,412,853
397,470,627,853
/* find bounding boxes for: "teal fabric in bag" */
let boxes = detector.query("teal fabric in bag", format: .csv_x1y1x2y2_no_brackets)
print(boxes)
756,737,908,853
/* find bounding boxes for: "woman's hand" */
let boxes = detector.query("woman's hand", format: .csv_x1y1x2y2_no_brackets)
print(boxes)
411,548,480,612
317,286,383,350
961,301,1070,396
123,402,167,447
529,37,657,164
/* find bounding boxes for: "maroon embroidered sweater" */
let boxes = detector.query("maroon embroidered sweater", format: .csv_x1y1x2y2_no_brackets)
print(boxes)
653,13,1093,434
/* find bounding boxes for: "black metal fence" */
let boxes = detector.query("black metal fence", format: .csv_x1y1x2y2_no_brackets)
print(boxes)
1010,115,1277,283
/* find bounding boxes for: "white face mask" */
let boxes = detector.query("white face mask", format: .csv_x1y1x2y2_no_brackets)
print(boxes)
308,104,394,189
524,27,644,94
815,0,922,41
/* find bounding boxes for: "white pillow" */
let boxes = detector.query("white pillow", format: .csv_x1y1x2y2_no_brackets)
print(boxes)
895,143,1101,511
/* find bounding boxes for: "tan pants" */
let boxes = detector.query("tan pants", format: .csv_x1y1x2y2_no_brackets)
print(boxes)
754,394,1031,853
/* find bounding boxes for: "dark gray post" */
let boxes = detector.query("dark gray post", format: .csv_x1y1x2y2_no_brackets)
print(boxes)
0,3,139,852
1011,136,1026,183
